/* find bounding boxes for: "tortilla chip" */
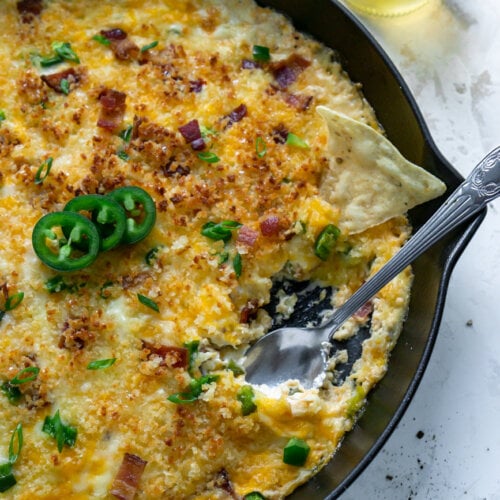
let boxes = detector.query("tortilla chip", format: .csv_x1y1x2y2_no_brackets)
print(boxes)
317,106,446,234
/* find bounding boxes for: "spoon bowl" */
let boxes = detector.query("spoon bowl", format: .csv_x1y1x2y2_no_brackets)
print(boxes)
242,146,500,388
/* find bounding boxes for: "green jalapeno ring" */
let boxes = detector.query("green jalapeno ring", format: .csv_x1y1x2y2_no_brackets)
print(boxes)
108,186,156,244
32,212,100,272
64,194,126,251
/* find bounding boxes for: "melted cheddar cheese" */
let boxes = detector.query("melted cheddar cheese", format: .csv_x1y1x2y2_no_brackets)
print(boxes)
0,1,412,498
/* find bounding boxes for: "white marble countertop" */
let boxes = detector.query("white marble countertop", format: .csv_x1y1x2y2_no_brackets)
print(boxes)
339,1,500,498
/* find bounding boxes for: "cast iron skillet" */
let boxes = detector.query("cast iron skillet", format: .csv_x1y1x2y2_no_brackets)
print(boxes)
257,0,486,498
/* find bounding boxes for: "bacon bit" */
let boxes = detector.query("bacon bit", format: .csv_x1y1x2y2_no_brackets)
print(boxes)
285,93,313,111
97,88,126,131
100,29,140,61
271,54,311,89
237,225,258,247
112,38,140,61
214,469,238,499
58,319,94,351
162,164,190,177
354,301,373,321
100,28,128,40
240,299,259,324
110,453,148,500
141,340,188,369
41,68,82,94
227,104,247,125
189,79,205,93
271,123,289,144
178,119,206,151
260,215,282,237
16,0,43,23
241,59,260,70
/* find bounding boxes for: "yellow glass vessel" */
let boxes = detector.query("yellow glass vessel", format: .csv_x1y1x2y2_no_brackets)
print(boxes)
344,0,429,16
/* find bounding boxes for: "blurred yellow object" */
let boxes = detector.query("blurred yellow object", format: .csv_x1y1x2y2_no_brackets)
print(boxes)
344,0,429,16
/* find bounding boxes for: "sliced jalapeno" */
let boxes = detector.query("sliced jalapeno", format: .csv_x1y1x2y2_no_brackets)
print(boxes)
108,186,156,244
64,194,126,251
32,212,100,272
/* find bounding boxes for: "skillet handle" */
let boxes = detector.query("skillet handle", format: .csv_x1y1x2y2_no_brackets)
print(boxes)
324,145,500,339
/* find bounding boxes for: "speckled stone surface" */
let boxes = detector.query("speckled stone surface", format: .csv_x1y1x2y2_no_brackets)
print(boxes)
338,1,500,498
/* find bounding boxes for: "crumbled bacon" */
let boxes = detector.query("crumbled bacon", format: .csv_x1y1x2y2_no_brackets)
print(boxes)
111,38,140,61
97,88,126,131
214,469,238,499
141,340,188,369
162,164,191,177
354,301,373,321
41,68,83,94
240,299,259,324
100,28,128,40
271,54,311,89
16,0,43,23
271,123,289,144
241,59,260,70
237,225,258,247
189,79,205,93
285,93,313,111
100,29,139,61
58,319,94,351
178,119,205,151
110,453,148,500
226,104,247,125
260,215,281,237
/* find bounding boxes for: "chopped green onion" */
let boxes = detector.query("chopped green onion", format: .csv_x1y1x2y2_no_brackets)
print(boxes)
283,437,310,466
255,136,267,158
119,125,133,143
252,45,270,62
314,224,340,261
0,111,5,122
137,293,160,312
183,340,199,376
285,132,309,149
99,281,114,299
42,410,77,453
140,40,159,52
92,34,111,46
233,252,242,278
217,251,229,265
10,366,39,385
45,275,67,293
227,359,244,377
167,374,219,404
236,385,257,416
145,245,163,266
200,125,218,139
52,41,80,64
0,463,16,493
117,150,130,161
197,151,220,163
201,220,241,243
244,492,266,500
8,424,23,465
33,53,63,67
5,292,24,312
60,78,70,95
35,157,53,185
0,382,21,405
87,358,116,370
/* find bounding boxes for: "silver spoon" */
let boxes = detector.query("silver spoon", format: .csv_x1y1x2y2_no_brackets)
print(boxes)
242,146,500,388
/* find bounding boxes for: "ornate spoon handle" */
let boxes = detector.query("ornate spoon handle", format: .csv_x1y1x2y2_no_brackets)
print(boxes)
325,146,500,340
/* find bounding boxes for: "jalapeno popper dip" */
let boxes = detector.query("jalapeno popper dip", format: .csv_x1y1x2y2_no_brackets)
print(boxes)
0,1,445,498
